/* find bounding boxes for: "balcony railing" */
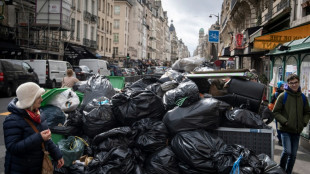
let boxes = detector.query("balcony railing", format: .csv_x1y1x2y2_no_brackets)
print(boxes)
90,40,97,48
83,38,90,47
83,11,92,21
277,0,290,12
91,15,98,23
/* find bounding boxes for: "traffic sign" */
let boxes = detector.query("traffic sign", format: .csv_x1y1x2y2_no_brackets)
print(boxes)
208,30,219,43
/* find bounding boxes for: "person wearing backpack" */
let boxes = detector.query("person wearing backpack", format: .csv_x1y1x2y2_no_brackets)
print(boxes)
273,74,310,174
269,80,285,146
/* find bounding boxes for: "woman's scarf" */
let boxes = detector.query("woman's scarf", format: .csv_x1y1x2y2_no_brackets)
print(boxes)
26,109,41,123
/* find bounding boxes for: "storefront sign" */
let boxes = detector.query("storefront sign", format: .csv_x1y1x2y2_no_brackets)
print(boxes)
235,34,244,48
253,24,310,50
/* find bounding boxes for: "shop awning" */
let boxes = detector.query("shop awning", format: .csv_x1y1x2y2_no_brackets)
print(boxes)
267,36,310,55
64,43,97,59
253,24,310,50
0,41,23,56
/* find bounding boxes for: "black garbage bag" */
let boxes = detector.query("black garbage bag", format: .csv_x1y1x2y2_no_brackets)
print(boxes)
159,69,184,83
224,107,270,129
86,146,135,174
80,75,115,110
66,110,83,127
40,105,66,127
92,127,134,152
258,154,286,174
144,147,180,174
112,91,166,126
163,98,230,134
178,162,202,174
49,126,80,137
171,129,226,173
53,160,69,174
146,83,165,98
132,118,169,153
83,97,117,138
223,144,264,174
68,163,84,174
72,81,88,93
130,164,145,174
163,79,200,110
128,76,159,91
190,77,211,94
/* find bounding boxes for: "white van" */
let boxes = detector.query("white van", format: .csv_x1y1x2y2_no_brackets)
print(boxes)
79,59,110,76
24,59,73,88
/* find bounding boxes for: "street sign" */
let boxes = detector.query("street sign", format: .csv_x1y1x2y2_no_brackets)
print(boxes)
208,30,219,43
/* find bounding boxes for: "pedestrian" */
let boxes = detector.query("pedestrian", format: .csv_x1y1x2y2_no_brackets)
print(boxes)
269,80,286,146
273,74,310,174
3,82,64,174
62,69,79,88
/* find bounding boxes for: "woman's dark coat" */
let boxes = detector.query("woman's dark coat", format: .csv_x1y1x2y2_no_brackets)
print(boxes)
3,98,62,174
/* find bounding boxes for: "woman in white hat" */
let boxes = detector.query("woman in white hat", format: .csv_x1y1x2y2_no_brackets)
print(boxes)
3,82,64,174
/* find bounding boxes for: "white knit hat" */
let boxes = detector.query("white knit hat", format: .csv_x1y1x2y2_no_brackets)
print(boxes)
16,82,45,109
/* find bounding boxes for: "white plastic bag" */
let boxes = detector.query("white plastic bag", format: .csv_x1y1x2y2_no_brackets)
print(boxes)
47,89,80,112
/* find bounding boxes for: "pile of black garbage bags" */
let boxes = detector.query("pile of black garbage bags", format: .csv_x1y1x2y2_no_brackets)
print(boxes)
45,72,284,174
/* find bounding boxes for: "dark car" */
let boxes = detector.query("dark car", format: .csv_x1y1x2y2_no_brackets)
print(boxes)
0,59,39,97
109,65,123,76
73,65,94,81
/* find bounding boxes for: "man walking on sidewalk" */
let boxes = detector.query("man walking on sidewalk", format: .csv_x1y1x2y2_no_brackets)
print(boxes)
273,74,310,174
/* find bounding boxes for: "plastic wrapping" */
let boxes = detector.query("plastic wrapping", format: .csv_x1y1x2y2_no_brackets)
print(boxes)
72,81,88,93
171,57,206,72
46,88,80,112
159,68,184,83
82,97,117,138
58,136,86,167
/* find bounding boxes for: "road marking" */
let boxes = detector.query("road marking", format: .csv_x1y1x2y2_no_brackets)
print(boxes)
0,112,10,116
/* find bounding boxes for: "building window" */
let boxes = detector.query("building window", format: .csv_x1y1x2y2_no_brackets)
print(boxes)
113,33,119,43
92,0,95,14
103,0,105,13
126,7,127,17
114,6,120,15
71,18,75,40
111,5,113,17
110,23,112,34
113,47,118,55
107,21,109,33
101,36,104,50
72,0,76,8
102,19,104,30
77,0,81,10
109,38,111,52
98,18,100,29
106,38,108,51
114,20,120,29
91,26,94,40
84,24,88,38
107,3,110,15
76,20,80,40
84,0,88,12
301,55,310,102
285,56,297,80
98,0,101,11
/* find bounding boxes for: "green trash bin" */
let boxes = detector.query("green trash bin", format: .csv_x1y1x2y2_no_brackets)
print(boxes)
107,76,125,90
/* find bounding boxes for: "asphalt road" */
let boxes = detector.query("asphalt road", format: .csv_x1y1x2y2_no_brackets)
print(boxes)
0,96,14,174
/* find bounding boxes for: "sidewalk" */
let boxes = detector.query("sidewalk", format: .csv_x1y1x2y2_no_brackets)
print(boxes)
271,121,310,174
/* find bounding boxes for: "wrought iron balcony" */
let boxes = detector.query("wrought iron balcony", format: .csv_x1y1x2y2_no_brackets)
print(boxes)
83,38,90,47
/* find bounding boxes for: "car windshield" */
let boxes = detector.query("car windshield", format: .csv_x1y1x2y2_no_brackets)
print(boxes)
73,67,82,72
81,66,90,72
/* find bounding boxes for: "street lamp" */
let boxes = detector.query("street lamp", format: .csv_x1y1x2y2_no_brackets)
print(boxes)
209,13,219,25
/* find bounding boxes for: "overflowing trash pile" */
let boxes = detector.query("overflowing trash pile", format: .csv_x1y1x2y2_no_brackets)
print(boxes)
42,63,284,173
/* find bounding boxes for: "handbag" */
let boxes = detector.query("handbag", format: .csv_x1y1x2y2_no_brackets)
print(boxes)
24,118,54,174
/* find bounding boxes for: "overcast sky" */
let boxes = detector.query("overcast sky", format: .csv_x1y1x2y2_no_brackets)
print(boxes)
161,0,223,56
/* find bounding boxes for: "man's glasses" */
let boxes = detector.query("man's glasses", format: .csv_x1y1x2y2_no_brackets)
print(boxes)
288,81,299,85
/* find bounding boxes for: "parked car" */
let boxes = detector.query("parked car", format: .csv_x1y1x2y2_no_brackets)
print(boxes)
24,59,74,88
0,59,39,97
154,66,166,75
79,59,110,76
109,65,123,76
73,65,94,81
127,68,138,76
